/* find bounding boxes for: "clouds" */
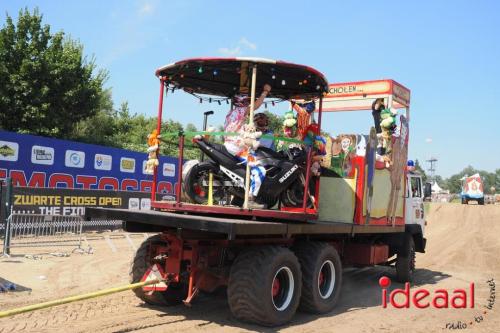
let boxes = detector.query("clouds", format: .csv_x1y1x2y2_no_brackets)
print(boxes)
239,37,256,50
425,138,433,143
218,37,257,56
138,3,154,16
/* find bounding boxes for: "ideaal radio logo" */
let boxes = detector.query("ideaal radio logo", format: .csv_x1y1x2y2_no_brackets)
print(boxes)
379,276,496,329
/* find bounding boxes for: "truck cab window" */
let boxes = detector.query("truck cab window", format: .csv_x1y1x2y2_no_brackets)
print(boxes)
411,177,422,198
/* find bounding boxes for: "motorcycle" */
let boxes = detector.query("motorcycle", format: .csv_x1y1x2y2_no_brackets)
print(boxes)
183,138,313,208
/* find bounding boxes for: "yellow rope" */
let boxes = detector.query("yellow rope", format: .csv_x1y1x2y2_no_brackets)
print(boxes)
0,279,160,319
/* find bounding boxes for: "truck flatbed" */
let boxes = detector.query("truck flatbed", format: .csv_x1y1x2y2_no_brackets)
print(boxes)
85,207,404,239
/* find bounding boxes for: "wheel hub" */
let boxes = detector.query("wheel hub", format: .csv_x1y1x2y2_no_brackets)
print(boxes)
318,260,336,299
271,266,294,311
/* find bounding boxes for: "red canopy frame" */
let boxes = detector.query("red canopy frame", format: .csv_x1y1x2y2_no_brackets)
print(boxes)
150,57,329,221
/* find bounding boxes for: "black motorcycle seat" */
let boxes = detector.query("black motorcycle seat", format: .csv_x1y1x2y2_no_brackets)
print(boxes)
256,146,283,159
206,141,282,159
209,141,231,156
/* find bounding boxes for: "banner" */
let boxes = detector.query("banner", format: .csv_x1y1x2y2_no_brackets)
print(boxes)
0,130,179,193
11,187,176,216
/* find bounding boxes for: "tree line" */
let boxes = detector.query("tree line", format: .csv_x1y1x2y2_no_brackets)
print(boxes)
414,161,499,195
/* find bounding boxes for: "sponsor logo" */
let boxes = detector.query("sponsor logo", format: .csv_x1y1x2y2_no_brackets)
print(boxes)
162,163,176,177
128,198,140,210
120,157,135,173
379,276,475,309
95,154,112,171
279,164,299,183
142,160,150,175
0,141,19,161
140,198,151,210
31,146,54,165
65,150,85,168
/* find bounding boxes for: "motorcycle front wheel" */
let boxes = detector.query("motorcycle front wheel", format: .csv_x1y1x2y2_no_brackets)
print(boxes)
184,162,228,205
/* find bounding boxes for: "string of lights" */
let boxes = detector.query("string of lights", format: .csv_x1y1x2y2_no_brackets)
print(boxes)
164,82,290,107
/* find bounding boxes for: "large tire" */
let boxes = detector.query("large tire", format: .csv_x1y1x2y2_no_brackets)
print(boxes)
227,246,302,327
293,242,342,313
478,198,485,205
184,162,227,204
130,234,188,305
395,233,416,283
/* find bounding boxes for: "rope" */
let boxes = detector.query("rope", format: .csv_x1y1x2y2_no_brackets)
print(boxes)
0,279,161,318
159,131,310,146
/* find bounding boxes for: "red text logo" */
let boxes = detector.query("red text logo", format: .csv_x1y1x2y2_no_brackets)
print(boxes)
379,276,474,309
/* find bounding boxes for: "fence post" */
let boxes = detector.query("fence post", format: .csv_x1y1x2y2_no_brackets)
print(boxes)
2,177,13,256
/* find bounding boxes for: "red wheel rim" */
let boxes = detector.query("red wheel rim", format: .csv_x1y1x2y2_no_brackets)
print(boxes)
319,271,325,287
272,277,281,297
193,184,205,197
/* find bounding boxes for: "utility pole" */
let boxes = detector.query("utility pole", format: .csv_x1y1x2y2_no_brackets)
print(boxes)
426,156,438,183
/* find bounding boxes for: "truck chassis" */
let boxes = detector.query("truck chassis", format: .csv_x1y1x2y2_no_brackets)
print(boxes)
87,207,424,326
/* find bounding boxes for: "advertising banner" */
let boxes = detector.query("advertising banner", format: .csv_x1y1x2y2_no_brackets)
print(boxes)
11,187,162,215
0,130,179,194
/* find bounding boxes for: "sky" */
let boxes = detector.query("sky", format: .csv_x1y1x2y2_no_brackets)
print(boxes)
1,0,499,177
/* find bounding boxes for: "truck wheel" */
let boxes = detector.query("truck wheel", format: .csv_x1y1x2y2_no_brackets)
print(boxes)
293,242,342,313
228,246,301,326
478,198,485,205
396,233,416,283
130,234,188,305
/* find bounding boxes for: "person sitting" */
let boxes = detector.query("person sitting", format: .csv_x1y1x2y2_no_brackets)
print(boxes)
254,112,275,150
223,84,271,208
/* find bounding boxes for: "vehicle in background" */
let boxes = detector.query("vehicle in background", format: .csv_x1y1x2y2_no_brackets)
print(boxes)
460,173,484,205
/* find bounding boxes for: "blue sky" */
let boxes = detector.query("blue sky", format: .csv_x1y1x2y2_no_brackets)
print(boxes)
2,0,499,177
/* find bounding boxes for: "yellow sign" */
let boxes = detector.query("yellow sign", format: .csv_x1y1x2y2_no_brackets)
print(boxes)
120,158,135,171
14,194,122,207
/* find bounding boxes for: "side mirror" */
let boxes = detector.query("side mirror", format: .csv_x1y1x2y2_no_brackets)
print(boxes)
424,182,432,199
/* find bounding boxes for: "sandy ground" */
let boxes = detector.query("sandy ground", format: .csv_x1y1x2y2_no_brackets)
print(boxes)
0,203,499,333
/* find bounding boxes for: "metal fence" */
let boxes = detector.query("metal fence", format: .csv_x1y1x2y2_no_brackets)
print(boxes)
1,213,86,256
83,219,123,231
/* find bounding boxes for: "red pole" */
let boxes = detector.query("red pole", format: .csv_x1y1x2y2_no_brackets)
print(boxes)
152,78,166,202
314,96,323,209
176,133,185,205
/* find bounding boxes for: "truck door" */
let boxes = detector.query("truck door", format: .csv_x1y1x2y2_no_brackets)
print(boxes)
406,175,425,232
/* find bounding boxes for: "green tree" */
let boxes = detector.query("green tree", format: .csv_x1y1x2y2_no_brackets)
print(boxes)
185,123,197,133
0,8,108,138
264,111,283,134
72,89,116,146
414,159,428,183
434,175,447,190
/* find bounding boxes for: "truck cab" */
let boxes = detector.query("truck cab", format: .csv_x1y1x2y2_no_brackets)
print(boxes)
460,173,484,205
405,171,427,241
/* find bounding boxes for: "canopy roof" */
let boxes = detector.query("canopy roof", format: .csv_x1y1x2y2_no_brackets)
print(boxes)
156,57,329,100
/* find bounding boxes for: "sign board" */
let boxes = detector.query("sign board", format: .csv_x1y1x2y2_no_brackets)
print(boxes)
0,130,178,194
303,79,411,112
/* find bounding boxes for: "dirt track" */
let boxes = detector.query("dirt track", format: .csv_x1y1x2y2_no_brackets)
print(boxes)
1,203,499,332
